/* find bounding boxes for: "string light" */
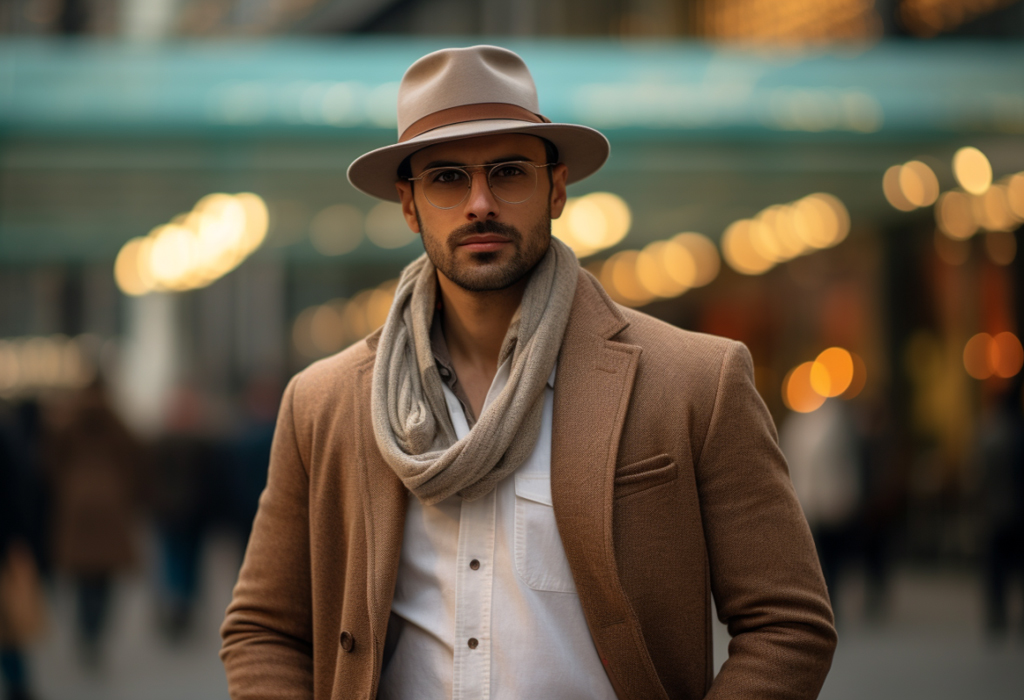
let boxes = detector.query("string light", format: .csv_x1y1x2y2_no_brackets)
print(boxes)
721,193,850,276
114,192,269,296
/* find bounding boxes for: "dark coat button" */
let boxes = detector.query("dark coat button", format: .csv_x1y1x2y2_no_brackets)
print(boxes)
340,631,355,652
469,559,480,570
467,637,479,649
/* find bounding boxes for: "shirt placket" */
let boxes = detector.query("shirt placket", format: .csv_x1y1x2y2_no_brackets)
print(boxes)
444,360,512,700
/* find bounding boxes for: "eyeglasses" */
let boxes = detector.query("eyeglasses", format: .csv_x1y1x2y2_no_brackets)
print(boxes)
407,161,553,210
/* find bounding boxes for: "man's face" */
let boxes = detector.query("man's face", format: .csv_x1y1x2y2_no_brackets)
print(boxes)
395,133,569,292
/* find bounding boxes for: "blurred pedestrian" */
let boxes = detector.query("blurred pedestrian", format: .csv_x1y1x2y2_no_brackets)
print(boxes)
782,398,863,619
43,379,142,669
147,385,218,642
976,381,1024,638
224,376,280,553
0,400,44,700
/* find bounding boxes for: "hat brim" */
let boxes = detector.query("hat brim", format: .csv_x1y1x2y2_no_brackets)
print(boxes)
346,119,610,202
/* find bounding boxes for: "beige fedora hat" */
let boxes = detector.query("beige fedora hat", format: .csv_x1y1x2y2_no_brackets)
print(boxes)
347,45,610,202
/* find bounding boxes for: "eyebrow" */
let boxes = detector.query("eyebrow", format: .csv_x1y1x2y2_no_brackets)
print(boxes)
421,154,536,170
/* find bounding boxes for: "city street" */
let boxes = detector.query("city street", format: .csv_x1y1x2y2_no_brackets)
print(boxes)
26,534,1024,700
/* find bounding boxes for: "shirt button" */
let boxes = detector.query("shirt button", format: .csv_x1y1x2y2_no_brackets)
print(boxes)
339,631,355,652
469,559,480,570
467,637,479,650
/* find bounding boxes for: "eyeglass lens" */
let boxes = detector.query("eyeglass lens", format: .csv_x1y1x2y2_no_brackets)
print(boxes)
421,162,538,209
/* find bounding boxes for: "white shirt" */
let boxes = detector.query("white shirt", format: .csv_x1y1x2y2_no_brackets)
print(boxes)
377,359,618,700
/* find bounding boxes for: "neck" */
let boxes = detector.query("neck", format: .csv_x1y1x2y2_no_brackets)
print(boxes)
437,272,528,374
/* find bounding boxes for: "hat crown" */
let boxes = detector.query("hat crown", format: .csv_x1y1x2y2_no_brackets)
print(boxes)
397,45,541,137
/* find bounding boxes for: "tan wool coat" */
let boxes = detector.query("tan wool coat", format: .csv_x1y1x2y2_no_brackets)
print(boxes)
221,270,837,700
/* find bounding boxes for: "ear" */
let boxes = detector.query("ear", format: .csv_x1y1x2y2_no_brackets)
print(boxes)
395,180,421,233
548,163,569,219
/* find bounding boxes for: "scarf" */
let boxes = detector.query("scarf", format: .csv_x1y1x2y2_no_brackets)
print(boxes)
370,237,579,505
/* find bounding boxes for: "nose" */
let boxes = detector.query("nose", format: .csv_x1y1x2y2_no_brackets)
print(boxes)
462,169,499,221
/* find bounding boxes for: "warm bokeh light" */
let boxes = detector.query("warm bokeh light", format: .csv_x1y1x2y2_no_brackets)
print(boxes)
953,146,992,195
899,160,940,207
721,193,849,276
113,192,269,295
673,233,720,287
636,242,689,298
310,204,364,255
292,279,399,359
553,192,632,258
783,362,827,413
883,165,916,211
963,331,1024,380
603,250,656,307
0,334,97,395
985,230,1017,266
992,332,1024,379
366,202,416,249
935,190,977,240
1005,173,1024,220
972,184,1016,232
844,352,868,399
722,219,774,275
811,347,855,398
964,333,994,379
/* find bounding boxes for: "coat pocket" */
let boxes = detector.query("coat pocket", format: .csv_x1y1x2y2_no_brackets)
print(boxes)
514,474,576,593
614,453,678,499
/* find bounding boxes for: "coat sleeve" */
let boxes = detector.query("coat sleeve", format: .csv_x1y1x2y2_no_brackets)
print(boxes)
221,374,315,699
697,341,837,699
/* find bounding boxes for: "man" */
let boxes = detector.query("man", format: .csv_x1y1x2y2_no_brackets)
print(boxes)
221,45,836,700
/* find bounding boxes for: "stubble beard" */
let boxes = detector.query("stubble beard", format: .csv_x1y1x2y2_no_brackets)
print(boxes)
417,205,552,292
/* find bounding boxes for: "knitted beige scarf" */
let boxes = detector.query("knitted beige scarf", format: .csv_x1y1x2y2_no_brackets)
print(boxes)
371,237,579,506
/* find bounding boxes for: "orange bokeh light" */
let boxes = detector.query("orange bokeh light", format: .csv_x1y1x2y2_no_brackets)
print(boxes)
964,332,1024,380
783,362,827,413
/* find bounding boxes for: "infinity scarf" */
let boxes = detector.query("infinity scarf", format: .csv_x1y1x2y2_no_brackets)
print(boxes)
370,237,578,505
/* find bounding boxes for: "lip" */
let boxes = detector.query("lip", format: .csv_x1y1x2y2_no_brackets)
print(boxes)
457,233,511,252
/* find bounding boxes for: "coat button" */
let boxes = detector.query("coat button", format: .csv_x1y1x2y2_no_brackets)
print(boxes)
340,631,355,652
469,559,480,570
467,637,479,649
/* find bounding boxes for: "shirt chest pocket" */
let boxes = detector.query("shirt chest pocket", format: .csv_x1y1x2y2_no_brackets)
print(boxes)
513,474,576,593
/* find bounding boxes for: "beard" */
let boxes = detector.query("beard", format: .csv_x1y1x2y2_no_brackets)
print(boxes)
417,206,551,292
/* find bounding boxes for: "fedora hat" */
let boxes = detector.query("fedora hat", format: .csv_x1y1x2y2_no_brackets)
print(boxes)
347,45,610,202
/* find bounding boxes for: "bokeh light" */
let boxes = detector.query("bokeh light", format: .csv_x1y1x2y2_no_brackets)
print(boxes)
952,146,992,195
935,190,977,240
811,347,855,398
553,192,632,258
292,279,399,359
963,331,1024,380
783,361,827,413
310,204,364,255
722,193,849,276
883,165,916,211
366,202,416,249
899,160,940,208
113,192,269,295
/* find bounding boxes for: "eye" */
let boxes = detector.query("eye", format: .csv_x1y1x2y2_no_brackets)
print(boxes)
492,163,528,179
429,168,467,186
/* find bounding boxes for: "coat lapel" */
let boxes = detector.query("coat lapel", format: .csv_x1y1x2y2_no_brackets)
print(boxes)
354,347,408,692
551,271,669,700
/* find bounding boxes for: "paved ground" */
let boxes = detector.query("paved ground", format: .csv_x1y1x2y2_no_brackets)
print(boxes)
20,533,1024,699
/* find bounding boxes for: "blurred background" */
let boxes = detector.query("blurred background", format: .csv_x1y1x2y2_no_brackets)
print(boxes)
1,1,1023,699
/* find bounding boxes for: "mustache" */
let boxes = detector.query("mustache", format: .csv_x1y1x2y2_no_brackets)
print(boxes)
448,220,522,249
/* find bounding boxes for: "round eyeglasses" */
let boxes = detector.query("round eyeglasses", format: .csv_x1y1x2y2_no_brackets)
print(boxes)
407,161,553,210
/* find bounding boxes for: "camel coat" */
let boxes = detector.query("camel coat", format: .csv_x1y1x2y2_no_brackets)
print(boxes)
221,270,836,700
